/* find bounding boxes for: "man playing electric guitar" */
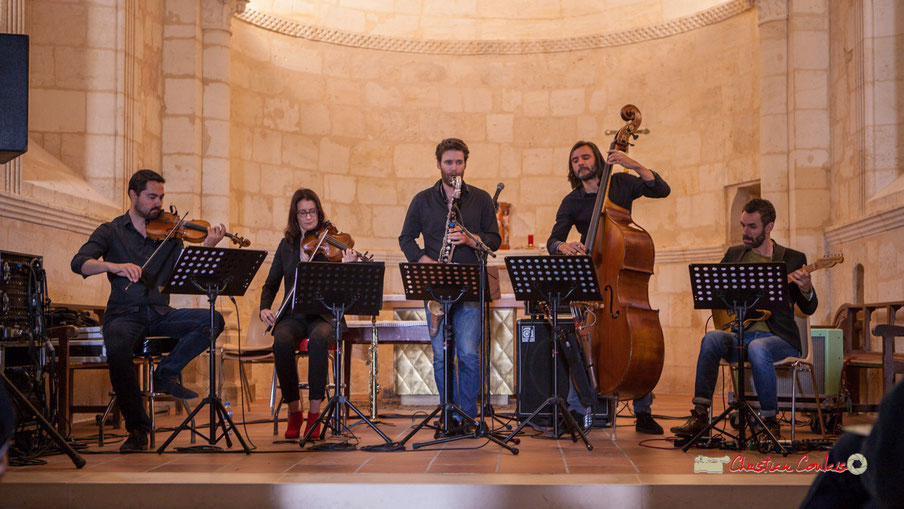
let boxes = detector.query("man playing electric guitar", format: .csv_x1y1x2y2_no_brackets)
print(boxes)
671,198,818,439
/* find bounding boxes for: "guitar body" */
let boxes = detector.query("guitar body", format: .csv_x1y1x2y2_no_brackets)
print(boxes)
711,308,772,332
708,253,843,332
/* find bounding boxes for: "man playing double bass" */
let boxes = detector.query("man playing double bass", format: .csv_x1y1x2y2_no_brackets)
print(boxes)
546,140,670,435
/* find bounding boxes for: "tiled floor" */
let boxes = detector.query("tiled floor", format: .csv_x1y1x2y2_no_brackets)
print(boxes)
4,394,851,477
0,394,868,508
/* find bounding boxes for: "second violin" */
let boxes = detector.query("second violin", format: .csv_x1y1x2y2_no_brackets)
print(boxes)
302,221,372,262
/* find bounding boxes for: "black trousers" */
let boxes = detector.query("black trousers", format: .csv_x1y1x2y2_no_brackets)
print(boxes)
103,306,224,432
272,314,333,404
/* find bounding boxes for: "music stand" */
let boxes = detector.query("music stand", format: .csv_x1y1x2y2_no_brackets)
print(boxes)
156,246,266,454
291,261,392,449
502,255,600,450
388,262,518,454
681,262,789,455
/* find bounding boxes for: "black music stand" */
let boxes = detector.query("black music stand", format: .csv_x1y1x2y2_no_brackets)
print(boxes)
681,262,789,455
388,262,518,454
292,261,392,449
503,255,601,450
156,246,266,454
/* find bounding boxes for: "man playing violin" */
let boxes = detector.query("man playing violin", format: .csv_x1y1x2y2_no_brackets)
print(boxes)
259,188,357,441
399,138,501,427
671,198,817,439
71,169,227,452
546,140,670,435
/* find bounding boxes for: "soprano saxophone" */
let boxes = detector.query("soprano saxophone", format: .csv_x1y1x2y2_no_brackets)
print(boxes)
427,176,462,336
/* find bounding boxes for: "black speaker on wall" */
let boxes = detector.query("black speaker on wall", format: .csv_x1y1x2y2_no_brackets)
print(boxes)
0,33,29,165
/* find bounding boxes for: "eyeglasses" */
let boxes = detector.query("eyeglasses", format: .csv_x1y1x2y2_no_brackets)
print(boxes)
297,210,317,218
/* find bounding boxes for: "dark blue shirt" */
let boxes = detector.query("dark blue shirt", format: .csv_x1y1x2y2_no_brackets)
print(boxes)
71,212,182,315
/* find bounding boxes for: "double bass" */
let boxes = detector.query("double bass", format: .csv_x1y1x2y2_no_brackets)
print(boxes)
576,104,664,401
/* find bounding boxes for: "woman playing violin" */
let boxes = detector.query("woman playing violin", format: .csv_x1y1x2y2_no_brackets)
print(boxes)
260,188,357,440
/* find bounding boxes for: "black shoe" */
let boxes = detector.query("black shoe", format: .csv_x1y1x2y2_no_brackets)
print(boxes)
762,418,782,440
153,373,198,400
120,430,148,453
635,411,663,435
670,406,709,437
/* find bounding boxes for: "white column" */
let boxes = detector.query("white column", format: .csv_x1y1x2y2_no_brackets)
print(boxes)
199,0,248,224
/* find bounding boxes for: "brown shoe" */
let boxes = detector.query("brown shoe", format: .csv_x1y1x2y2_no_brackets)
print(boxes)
670,406,709,437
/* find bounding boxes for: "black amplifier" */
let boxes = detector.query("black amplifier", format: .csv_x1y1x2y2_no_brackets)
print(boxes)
515,319,612,428
0,250,44,334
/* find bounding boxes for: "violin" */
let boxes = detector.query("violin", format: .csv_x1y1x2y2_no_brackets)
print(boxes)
146,208,251,247
301,221,372,261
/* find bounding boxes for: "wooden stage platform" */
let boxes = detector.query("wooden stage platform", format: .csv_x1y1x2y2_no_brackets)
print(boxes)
0,395,850,509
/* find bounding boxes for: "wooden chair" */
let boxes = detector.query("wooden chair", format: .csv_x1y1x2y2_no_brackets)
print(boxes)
834,301,904,411
220,307,274,409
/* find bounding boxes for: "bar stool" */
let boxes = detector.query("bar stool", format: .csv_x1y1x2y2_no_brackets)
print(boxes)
99,336,197,447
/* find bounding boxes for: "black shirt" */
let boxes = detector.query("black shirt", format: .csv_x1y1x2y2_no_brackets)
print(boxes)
546,171,670,254
399,179,501,264
71,212,182,315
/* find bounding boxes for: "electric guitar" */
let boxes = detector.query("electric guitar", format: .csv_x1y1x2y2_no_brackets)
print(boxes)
711,253,844,331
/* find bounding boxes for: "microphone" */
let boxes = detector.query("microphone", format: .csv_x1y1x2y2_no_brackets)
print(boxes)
492,182,504,210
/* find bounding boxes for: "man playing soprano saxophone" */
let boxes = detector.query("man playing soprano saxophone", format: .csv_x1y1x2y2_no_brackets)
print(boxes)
398,138,501,426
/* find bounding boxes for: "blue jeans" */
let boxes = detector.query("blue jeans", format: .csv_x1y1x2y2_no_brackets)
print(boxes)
692,330,799,418
566,382,652,414
103,306,224,432
425,300,481,418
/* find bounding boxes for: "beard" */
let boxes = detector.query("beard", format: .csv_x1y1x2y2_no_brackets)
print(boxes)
575,165,599,181
743,231,766,249
442,171,462,187
138,203,162,221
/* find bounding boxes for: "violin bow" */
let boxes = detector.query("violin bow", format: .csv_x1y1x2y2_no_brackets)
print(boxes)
124,210,189,291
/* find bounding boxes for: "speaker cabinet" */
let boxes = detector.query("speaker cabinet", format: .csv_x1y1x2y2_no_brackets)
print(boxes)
516,319,611,426
0,34,28,164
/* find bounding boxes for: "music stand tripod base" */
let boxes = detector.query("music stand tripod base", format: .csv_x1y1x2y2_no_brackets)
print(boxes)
388,262,518,455
290,261,393,449
681,262,790,455
156,246,267,454
503,255,601,451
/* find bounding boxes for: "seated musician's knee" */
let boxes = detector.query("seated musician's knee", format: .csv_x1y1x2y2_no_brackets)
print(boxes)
746,340,772,365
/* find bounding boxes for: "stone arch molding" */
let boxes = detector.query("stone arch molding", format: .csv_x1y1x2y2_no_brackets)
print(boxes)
236,0,755,55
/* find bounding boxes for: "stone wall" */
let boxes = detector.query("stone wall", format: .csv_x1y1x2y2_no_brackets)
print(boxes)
228,9,762,395
825,0,904,319
4,0,903,402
